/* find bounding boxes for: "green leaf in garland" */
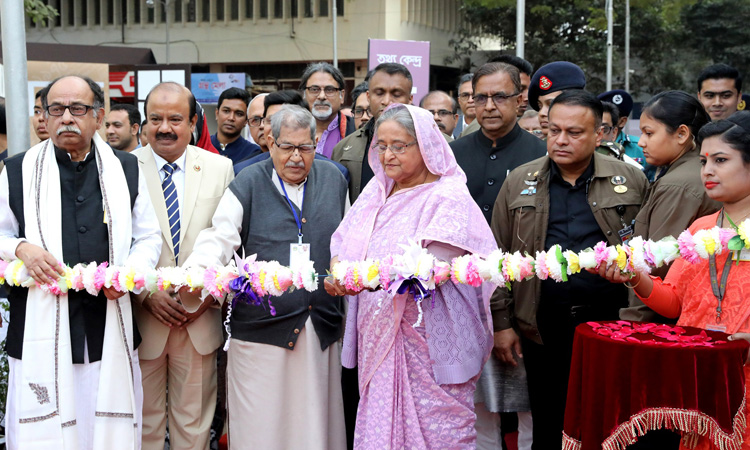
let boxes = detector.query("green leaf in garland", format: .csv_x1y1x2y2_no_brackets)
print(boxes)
555,245,568,282
505,281,512,291
728,235,744,251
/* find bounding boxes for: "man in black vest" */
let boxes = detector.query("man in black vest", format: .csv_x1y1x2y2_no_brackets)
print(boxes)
181,104,347,449
0,75,161,448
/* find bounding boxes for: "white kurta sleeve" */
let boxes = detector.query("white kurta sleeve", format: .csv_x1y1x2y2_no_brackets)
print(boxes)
184,190,244,269
125,167,162,269
0,169,25,260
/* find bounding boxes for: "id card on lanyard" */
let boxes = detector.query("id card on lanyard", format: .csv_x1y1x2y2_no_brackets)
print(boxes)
278,173,311,268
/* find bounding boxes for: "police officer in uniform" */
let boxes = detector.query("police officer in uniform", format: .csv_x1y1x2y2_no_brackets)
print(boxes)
528,61,587,139
490,91,648,448
598,89,658,180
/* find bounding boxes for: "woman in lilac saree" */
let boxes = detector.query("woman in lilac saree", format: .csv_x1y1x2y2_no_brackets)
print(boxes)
327,104,498,449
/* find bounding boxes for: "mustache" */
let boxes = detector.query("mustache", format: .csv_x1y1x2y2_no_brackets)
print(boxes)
285,160,306,169
155,132,178,140
436,122,446,131
313,100,332,108
57,125,81,135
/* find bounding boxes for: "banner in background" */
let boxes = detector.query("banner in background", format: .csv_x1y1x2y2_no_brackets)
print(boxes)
191,73,245,104
368,39,430,106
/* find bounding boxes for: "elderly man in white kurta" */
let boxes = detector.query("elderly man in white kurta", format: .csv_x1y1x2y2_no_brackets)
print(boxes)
0,75,161,450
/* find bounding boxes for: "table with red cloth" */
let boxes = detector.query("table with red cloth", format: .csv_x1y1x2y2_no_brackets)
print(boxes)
562,321,749,450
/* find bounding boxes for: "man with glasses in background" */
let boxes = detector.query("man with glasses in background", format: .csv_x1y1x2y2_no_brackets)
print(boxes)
246,93,269,151
450,62,546,449
299,62,355,159
419,90,459,140
454,73,477,139
350,82,371,130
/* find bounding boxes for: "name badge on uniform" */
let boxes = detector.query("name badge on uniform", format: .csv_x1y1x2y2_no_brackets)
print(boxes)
706,323,727,333
290,243,311,269
618,225,634,244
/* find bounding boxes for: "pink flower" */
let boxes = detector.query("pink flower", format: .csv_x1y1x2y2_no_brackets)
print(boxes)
465,259,483,287
594,242,610,268
535,251,549,280
677,229,701,264
94,262,108,291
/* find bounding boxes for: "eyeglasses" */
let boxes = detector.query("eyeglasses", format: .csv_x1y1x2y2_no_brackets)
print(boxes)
427,109,454,119
601,125,616,135
473,92,519,107
46,104,95,116
372,141,417,154
274,139,316,154
249,116,263,127
353,107,371,118
305,86,342,97
458,92,472,100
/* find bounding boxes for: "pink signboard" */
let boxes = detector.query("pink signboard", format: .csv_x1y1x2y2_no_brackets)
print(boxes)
368,39,430,106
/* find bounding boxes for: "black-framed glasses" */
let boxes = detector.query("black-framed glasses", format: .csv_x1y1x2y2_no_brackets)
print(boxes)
249,116,263,127
372,141,417,154
46,104,95,116
427,109,454,118
274,139,316,154
353,107,371,118
458,92,472,100
601,125,617,135
473,92,519,107
305,86,342,97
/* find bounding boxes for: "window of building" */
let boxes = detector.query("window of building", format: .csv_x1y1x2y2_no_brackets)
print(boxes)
187,0,196,22
81,0,88,25
319,0,328,16
217,0,225,20
260,0,268,18
303,0,311,17
273,0,282,18
201,0,210,21
106,0,114,24
335,0,343,16
231,0,239,19
245,0,253,18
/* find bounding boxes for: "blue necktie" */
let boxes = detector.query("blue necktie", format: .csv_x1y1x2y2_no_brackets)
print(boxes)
162,163,180,262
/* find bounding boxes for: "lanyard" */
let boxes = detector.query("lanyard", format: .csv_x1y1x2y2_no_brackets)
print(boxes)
710,211,734,323
278,173,306,244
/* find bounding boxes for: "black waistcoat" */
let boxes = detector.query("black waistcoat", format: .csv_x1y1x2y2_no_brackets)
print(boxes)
228,158,347,351
4,145,140,363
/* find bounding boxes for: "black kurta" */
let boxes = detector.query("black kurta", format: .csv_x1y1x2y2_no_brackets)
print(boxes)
451,124,547,223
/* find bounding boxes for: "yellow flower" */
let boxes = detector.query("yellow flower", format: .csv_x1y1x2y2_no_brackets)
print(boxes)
125,271,136,292
739,221,750,248
703,234,716,255
566,251,581,274
367,263,379,283
352,267,360,289
273,274,281,291
616,245,627,271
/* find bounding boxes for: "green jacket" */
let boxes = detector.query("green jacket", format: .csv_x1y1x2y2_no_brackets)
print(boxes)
490,152,648,344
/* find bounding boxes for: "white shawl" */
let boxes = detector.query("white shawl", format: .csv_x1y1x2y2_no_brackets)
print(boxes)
16,134,137,449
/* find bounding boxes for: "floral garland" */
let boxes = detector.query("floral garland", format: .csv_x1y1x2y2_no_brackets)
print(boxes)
2,221,749,303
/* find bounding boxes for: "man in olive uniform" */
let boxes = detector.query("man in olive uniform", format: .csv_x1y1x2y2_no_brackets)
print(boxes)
490,90,648,448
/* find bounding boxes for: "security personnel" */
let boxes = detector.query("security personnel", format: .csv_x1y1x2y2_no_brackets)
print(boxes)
528,61,586,139
598,89,658,180
490,90,647,447
597,100,643,170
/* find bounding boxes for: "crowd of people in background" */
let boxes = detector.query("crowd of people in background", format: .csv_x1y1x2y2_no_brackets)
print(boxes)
1,56,749,450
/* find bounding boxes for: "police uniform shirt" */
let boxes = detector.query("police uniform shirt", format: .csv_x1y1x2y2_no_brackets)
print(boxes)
451,123,547,223
541,157,627,311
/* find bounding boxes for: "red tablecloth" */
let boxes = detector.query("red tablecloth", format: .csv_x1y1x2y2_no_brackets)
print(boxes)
562,321,749,450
